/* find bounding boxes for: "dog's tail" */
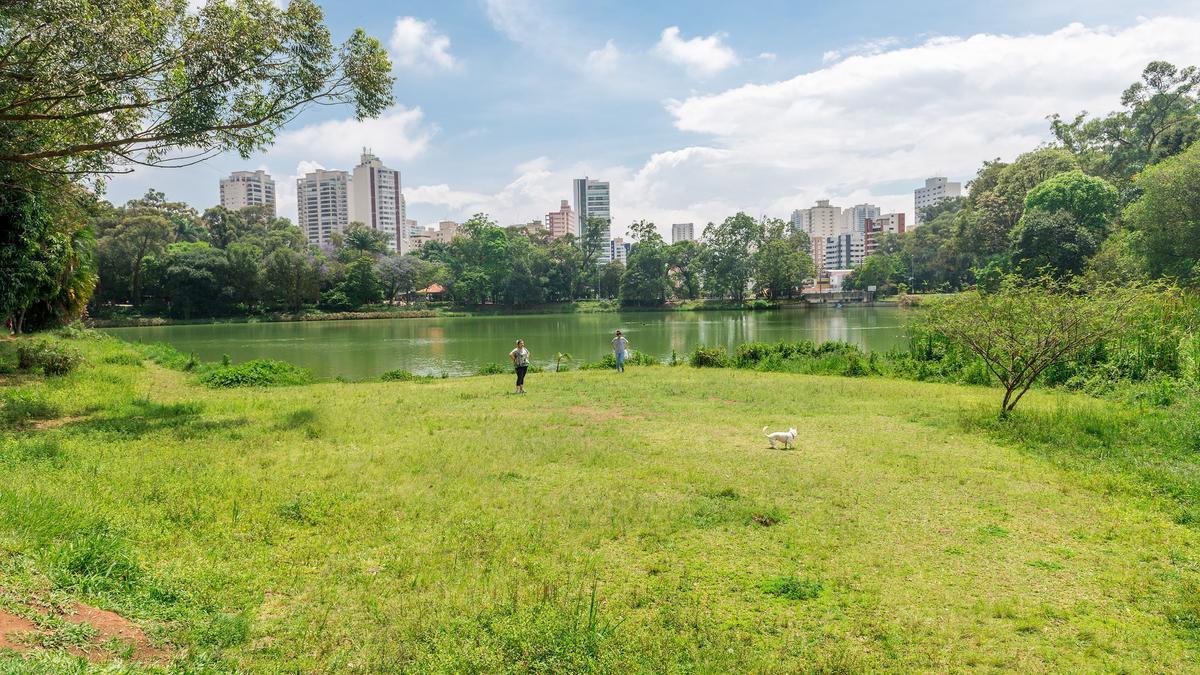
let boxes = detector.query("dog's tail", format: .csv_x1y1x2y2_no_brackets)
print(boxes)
762,426,769,437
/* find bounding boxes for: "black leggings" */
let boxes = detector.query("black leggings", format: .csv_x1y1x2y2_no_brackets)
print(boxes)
515,366,528,386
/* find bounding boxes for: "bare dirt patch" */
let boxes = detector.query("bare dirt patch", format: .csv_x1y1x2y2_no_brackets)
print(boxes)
29,415,84,431
64,602,166,663
0,609,40,651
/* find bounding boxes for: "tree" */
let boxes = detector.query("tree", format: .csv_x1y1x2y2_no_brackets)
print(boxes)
752,219,812,299
845,255,899,293
342,223,391,258
598,260,624,299
620,221,671,306
921,275,1153,416
1051,61,1200,191
577,216,608,297
375,255,421,304
1023,170,1119,238
97,213,174,306
224,242,263,307
202,206,247,249
0,0,393,176
967,148,1078,258
335,256,382,307
1123,142,1200,285
703,213,761,301
1009,210,1097,278
263,248,323,311
918,196,966,224
666,240,705,300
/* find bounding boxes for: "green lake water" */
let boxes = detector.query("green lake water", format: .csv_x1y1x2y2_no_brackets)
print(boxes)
103,306,912,379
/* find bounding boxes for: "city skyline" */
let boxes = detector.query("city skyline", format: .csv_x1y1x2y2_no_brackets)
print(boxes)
102,1,1200,239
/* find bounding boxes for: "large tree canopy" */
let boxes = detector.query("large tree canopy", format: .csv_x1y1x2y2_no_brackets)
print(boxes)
0,0,394,176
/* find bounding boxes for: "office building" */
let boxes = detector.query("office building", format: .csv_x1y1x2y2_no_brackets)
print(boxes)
546,199,575,239
434,220,459,243
350,149,403,252
672,222,695,243
219,170,276,214
825,232,866,270
914,177,962,224
297,169,351,246
573,178,611,264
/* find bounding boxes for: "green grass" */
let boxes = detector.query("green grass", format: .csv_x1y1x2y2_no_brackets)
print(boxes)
0,335,1198,671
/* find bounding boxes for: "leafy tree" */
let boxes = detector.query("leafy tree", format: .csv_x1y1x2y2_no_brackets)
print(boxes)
703,213,761,300
375,255,422,304
1009,210,1097,278
1123,142,1200,285
544,236,584,302
263,248,323,311
0,0,393,176
598,260,624,300
501,235,550,306
620,221,671,307
967,148,1078,258
342,223,391,258
1085,229,1149,285
335,256,382,307
1023,170,1119,238
845,255,899,293
202,206,247,249
577,216,608,297
666,240,705,300
1051,61,1200,191
752,219,813,299
225,242,263,307
922,274,1161,416
97,212,175,306
151,242,231,319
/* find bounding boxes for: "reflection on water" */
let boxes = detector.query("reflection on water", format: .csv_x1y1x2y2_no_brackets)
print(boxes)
104,306,912,379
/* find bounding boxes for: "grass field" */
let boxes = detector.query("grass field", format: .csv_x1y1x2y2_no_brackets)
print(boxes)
1,336,1198,672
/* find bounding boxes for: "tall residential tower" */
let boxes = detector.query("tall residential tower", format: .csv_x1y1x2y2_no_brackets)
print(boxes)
914,177,962,224
297,169,351,246
573,178,611,264
219,170,276,215
350,149,404,252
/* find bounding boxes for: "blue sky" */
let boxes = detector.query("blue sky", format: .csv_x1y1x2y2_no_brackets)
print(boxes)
109,0,1200,237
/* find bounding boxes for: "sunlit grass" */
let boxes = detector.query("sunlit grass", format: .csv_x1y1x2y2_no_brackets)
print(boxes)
0,336,1197,671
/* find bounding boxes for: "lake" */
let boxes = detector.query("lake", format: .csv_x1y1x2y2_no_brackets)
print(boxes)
103,306,912,379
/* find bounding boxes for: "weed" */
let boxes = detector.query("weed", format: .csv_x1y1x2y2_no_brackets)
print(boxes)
200,360,312,388
761,575,823,601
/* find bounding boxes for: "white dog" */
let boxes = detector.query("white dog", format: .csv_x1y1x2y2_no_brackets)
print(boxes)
763,426,797,450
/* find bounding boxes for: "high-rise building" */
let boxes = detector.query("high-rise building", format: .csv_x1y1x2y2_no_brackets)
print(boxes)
610,237,630,265
671,222,695,243
845,203,881,233
297,169,351,246
219,170,276,215
865,213,906,256
546,200,575,239
435,220,459,243
350,149,403,252
794,200,846,274
825,232,866,270
573,178,611,264
914,177,962,224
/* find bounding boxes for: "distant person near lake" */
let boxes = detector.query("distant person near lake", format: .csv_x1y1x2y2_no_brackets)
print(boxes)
612,330,629,373
509,339,530,394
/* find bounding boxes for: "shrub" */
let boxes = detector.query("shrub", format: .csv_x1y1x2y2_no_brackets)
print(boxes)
17,340,85,376
477,362,508,376
689,346,729,368
54,322,107,340
843,352,869,377
578,354,617,370
101,352,144,367
199,360,312,388
381,369,435,383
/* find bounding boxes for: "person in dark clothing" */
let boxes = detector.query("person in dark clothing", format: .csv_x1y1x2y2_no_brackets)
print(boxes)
508,339,530,394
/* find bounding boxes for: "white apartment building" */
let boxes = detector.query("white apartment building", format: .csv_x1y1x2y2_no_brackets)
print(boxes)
350,149,404,252
795,200,846,274
825,232,866,270
434,220,459,243
297,169,351,246
546,199,575,239
610,237,631,265
865,213,906,256
914,176,962,224
219,170,276,215
574,178,611,264
845,203,881,233
671,222,695,243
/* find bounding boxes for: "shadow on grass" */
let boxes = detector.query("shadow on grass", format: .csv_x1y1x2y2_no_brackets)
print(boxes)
70,399,246,441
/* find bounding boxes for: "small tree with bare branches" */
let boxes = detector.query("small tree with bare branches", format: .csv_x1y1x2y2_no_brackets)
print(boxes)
921,275,1175,417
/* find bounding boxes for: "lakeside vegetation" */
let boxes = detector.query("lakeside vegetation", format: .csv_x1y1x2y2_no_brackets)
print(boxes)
1,332,1199,670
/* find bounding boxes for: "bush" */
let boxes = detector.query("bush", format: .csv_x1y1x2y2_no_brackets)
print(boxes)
101,352,144,367
477,362,508,376
17,340,85,376
689,346,729,368
579,350,658,370
199,360,312,388
54,322,108,340
381,369,434,383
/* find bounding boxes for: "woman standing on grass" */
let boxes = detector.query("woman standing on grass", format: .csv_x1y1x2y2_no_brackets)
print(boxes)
509,339,530,394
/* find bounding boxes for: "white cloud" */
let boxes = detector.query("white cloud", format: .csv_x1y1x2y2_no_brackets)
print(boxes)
585,40,622,74
483,0,554,47
654,26,739,78
821,36,902,64
271,106,434,167
273,160,325,222
389,17,457,71
758,52,777,62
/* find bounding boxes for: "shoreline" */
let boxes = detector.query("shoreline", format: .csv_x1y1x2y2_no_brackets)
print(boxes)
89,298,901,329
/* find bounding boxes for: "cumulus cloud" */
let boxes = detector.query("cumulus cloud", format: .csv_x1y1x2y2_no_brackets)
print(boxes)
654,26,739,78
821,36,902,64
389,17,457,71
271,106,434,167
585,40,622,74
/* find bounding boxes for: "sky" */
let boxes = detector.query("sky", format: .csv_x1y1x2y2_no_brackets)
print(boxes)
107,0,1200,239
